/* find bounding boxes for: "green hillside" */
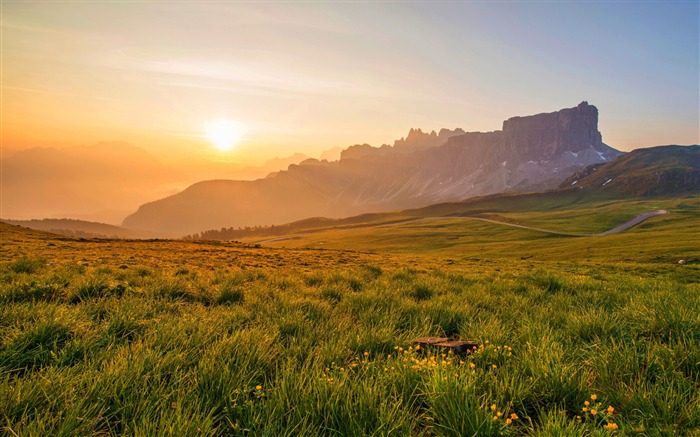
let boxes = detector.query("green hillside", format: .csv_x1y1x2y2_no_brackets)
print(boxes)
561,145,699,196
1,194,699,435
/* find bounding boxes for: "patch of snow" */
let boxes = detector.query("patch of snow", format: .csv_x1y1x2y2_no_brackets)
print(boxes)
527,160,536,164
596,150,607,161
501,161,507,167
571,180,578,186
570,151,579,158
602,178,612,186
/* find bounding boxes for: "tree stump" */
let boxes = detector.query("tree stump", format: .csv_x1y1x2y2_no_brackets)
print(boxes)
411,337,479,355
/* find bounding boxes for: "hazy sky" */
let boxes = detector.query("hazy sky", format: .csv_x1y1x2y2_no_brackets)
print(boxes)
2,1,699,165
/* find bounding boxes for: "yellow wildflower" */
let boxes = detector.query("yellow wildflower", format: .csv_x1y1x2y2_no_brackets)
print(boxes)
591,394,597,401
605,423,618,429
584,401,590,406
510,413,519,420
506,418,512,425
255,385,262,390
490,404,497,411
607,405,614,414
469,362,476,369
364,351,369,357
591,409,597,416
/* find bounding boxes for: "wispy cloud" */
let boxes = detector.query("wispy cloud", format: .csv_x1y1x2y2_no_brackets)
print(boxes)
2,85,115,101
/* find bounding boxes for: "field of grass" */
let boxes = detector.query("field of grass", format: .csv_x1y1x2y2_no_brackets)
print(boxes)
1,196,699,436
252,196,700,264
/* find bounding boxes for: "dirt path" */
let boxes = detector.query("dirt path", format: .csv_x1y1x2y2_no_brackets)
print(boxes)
254,210,669,244
409,210,669,237
596,210,668,235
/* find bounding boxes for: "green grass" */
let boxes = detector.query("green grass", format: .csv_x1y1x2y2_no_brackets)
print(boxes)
0,195,699,436
255,196,700,266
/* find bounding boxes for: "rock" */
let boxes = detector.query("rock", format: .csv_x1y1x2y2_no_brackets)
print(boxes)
501,101,617,162
411,337,479,355
411,336,450,346
434,340,479,355
678,259,687,265
393,127,465,152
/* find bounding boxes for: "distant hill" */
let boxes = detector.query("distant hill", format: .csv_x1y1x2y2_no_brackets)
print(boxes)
561,145,699,196
0,218,175,239
123,102,622,235
2,142,183,224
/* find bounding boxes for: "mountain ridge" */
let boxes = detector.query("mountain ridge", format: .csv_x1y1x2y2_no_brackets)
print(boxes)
561,144,699,196
123,102,623,235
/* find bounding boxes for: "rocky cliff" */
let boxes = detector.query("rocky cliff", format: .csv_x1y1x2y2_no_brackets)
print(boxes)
123,102,622,235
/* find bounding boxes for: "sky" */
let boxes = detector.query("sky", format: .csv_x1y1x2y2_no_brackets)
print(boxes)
2,1,699,167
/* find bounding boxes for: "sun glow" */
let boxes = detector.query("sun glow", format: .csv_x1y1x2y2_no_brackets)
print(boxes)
204,119,245,152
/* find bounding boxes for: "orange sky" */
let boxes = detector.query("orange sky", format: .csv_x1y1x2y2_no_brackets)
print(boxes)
2,2,699,167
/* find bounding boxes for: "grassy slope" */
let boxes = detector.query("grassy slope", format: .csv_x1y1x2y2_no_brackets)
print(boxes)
234,191,690,243
254,195,700,264
1,196,699,436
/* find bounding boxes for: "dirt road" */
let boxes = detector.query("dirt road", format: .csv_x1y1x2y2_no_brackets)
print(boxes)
254,210,669,244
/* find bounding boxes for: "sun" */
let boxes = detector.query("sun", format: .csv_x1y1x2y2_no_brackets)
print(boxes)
204,119,245,152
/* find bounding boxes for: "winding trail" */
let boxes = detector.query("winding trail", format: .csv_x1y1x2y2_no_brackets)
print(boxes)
254,210,669,244
420,209,669,237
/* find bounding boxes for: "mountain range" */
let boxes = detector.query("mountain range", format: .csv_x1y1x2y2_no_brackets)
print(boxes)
1,142,322,225
123,102,624,235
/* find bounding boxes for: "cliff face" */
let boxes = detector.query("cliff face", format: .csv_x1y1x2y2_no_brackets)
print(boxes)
123,102,622,235
502,101,604,161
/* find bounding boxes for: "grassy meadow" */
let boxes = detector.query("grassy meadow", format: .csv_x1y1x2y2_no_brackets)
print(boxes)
1,195,699,436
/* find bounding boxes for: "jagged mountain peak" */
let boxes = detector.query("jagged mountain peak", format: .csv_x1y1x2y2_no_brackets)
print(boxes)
123,103,624,235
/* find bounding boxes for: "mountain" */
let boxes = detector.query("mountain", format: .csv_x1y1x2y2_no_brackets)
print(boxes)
393,127,466,152
227,153,309,180
123,102,622,235
2,142,183,224
319,146,343,162
561,145,700,196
